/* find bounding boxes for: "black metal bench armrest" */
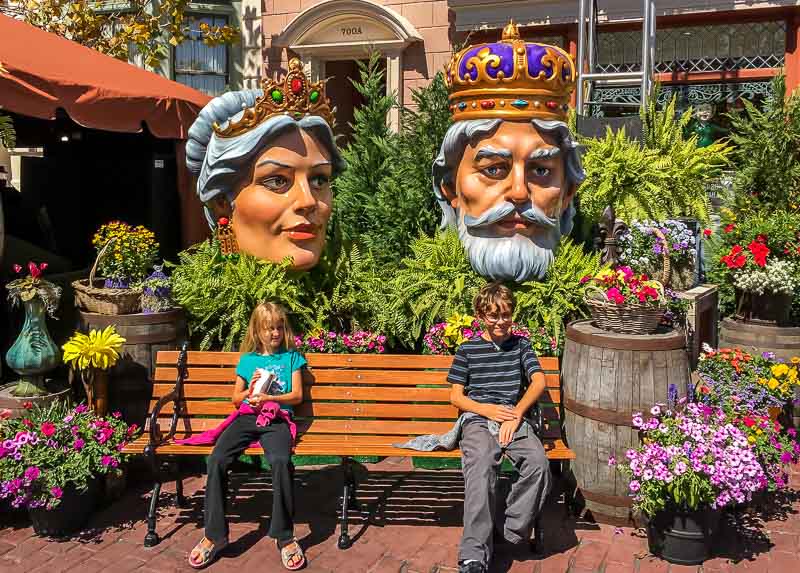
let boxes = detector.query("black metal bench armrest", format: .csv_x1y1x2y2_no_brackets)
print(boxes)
147,341,189,450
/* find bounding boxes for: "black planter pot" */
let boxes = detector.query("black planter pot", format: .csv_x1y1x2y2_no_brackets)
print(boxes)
646,507,720,565
28,478,100,537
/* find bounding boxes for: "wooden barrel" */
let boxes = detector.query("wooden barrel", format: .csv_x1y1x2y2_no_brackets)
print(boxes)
78,309,187,427
718,318,800,362
562,320,691,524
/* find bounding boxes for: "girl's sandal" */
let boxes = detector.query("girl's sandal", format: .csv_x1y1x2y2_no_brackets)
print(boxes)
277,538,306,570
188,536,228,570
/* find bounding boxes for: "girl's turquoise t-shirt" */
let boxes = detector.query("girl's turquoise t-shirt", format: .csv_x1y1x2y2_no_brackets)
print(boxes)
235,350,307,412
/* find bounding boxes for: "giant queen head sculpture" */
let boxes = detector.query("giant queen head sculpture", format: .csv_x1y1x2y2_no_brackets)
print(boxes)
433,22,585,282
186,58,345,270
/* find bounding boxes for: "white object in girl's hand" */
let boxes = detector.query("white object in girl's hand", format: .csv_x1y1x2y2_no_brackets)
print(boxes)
251,368,279,396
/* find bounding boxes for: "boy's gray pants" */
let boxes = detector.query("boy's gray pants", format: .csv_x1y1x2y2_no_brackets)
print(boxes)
459,417,551,566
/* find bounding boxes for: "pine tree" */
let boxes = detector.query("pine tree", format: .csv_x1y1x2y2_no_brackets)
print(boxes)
330,52,398,248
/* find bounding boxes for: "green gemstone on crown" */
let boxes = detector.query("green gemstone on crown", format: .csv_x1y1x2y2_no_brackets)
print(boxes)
270,89,283,103
309,90,319,103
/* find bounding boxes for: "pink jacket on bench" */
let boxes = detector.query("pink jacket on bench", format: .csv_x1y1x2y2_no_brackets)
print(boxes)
173,401,297,448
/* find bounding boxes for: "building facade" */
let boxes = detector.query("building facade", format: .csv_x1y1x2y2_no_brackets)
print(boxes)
255,0,800,130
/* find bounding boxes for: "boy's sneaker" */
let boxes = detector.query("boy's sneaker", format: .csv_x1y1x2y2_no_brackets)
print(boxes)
458,560,487,573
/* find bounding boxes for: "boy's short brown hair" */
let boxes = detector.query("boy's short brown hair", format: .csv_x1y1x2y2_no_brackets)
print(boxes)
473,282,516,316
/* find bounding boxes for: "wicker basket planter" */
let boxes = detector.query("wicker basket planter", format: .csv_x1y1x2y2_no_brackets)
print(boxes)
71,239,141,315
586,298,666,335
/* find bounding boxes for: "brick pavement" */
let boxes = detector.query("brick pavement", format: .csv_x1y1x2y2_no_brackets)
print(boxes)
1,459,799,573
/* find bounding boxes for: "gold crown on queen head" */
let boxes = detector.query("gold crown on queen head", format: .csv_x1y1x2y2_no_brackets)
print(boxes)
445,21,576,122
213,58,334,138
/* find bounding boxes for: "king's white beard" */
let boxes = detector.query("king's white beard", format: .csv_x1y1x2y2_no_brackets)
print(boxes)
457,213,561,282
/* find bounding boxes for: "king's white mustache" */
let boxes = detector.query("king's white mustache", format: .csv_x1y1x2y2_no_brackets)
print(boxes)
462,201,559,230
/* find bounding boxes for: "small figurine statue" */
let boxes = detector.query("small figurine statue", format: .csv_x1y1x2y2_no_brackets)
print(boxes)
689,103,727,148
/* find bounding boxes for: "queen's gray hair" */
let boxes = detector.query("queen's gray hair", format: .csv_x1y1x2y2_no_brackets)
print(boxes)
186,90,345,228
431,118,584,234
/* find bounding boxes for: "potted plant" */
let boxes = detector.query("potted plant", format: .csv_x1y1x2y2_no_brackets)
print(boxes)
295,329,387,354
2,262,64,400
71,221,159,315
0,401,138,536
140,265,175,314
611,401,765,565
62,325,126,416
619,220,698,291
581,266,666,335
695,346,800,421
710,212,800,325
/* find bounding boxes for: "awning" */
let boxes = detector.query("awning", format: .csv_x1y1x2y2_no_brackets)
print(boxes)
0,15,212,139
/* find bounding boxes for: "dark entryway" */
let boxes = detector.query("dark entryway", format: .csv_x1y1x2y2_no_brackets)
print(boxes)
324,59,387,143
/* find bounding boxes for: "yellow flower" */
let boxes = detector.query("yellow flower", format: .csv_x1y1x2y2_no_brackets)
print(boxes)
758,377,767,386
780,383,790,394
748,436,756,443
788,369,798,382
62,326,126,371
772,364,789,377
768,378,779,390
791,357,800,364
756,428,763,435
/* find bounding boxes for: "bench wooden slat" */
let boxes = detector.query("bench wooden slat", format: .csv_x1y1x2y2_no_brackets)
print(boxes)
154,368,561,389
152,400,460,419
123,434,575,460
145,418,462,436
156,351,559,372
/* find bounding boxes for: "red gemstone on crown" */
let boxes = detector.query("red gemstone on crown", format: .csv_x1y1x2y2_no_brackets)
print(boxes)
480,100,495,109
290,78,303,94
545,100,559,110
218,217,229,226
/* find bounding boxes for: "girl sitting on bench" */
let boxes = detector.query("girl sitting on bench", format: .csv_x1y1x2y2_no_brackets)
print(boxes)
189,301,307,570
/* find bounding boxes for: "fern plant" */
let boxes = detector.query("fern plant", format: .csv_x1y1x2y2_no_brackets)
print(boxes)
579,92,730,223
0,113,15,148
382,229,487,345
170,241,315,350
727,75,800,215
514,237,605,344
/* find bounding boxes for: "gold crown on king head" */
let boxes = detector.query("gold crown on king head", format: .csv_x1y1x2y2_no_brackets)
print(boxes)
213,58,334,138
444,21,576,122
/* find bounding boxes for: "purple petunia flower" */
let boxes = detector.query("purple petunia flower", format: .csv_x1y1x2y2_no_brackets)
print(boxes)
73,438,85,451
24,467,39,481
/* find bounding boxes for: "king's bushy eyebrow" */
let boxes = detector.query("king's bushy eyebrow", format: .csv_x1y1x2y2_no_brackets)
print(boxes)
529,147,561,160
474,147,512,161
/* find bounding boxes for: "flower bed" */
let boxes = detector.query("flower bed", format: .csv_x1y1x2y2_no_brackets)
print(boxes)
0,402,138,510
295,330,387,354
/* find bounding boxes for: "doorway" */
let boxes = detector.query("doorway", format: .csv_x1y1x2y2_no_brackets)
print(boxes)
324,59,387,143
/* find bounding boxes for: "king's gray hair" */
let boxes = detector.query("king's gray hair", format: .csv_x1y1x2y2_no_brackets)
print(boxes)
431,118,584,234
186,90,345,228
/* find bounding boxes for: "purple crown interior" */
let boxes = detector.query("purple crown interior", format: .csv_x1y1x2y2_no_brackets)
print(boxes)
457,41,571,83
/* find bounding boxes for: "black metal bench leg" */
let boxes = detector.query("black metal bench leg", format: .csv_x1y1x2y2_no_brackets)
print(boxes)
143,445,162,548
144,481,162,547
338,457,357,549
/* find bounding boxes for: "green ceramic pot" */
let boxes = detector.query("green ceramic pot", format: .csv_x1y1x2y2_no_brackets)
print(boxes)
5,298,60,396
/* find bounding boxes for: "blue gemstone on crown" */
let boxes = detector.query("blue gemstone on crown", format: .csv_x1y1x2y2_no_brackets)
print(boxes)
511,99,529,109
458,102,467,111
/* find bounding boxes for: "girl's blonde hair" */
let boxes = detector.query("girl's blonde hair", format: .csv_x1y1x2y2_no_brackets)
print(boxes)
241,302,296,353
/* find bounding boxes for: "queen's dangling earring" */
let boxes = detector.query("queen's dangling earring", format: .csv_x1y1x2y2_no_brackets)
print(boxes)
216,216,239,256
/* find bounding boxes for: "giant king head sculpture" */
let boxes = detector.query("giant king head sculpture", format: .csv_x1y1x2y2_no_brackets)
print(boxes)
186,58,345,270
433,22,585,282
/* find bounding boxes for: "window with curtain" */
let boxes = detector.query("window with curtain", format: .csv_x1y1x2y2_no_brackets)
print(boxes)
174,14,228,96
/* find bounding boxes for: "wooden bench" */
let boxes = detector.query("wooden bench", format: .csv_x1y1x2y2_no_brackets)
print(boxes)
123,344,574,549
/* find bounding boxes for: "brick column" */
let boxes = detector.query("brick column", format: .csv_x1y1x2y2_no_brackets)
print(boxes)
785,12,800,95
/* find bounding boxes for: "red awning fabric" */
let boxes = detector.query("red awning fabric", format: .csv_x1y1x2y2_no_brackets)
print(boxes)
0,15,212,139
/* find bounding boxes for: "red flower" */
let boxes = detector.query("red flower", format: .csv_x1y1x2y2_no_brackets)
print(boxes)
703,229,712,238
22,418,33,428
22,401,33,410
27,262,41,279
12,264,22,274
721,245,747,269
39,262,48,272
743,416,755,428
756,234,767,243
40,422,56,437
748,240,770,268
724,224,735,233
